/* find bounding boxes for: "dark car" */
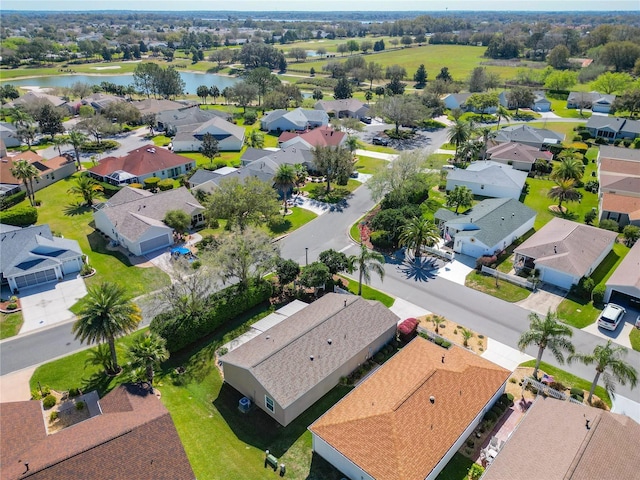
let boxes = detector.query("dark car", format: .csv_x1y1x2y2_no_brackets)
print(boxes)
372,136,389,146
362,116,372,124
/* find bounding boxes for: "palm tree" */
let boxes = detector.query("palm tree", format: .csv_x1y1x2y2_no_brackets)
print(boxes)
495,105,511,130
10,159,39,206
68,174,104,207
84,344,115,373
517,310,575,380
72,282,141,374
551,154,585,182
478,126,495,161
447,119,472,159
461,328,474,347
244,129,265,149
127,332,169,391
51,135,68,156
273,164,296,214
548,178,581,211
67,130,88,170
569,340,638,404
398,216,440,259
293,163,308,186
350,243,385,296
10,107,33,129
345,135,360,155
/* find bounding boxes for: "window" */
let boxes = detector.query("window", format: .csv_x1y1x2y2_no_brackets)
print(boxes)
265,395,274,413
481,185,485,189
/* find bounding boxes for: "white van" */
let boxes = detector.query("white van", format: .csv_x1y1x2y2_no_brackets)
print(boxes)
597,304,626,331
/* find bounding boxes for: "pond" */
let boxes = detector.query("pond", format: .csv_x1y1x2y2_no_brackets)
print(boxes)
4,71,239,95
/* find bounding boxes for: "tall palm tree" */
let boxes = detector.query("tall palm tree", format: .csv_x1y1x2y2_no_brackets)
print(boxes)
478,126,495,161
548,178,581,210
68,174,104,207
398,216,440,259
67,130,88,170
51,135,68,156
72,282,141,374
517,310,575,380
349,243,385,296
495,105,511,130
345,135,360,155
10,159,39,206
569,340,638,404
293,163,308,186
244,129,265,149
551,154,585,182
273,164,296,214
10,107,33,129
447,119,472,159
127,332,169,391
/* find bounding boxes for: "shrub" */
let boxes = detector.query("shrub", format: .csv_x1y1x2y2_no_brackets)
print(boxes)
375,352,385,362
591,398,607,410
569,142,588,154
128,183,144,189
79,140,119,153
369,230,394,250
434,336,444,346
506,392,514,403
420,119,446,130
509,377,517,384
549,381,566,392
466,439,475,448
143,176,161,192
584,180,599,193
0,205,38,226
570,387,584,397
598,219,619,232
158,179,174,191
75,401,85,411
441,340,452,348
6,302,17,310
243,111,257,125
594,137,609,145
592,284,606,305
571,394,584,403
476,255,498,270
69,387,80,397
0,190,27,211
483,410,498,423
49,411,59,423
42,394,57,409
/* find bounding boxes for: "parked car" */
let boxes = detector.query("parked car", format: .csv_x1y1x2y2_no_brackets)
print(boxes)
597,303,626,331
362,116,372,124
372,136,389,146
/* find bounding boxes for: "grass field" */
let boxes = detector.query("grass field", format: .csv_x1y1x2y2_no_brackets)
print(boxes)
465,271,531,302
267,207,318,236
0,312,23,339
354,155,388,174
337,275,395,308
301,179,360,203
524,121,586,143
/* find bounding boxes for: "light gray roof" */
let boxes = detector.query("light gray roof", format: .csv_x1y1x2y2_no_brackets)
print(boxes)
156,107,230,130
221,293,399,408
97,187,203,242
598,145,640,162
187,168,222,187
568,91,615,105
514,218,617,277
188,116,246,141
447,162,527,190
442,198,537,248
262,108,329,130
605,239,640,292
495,125,564,145
586,116,627,133
240,147,273,164
315,99,369,116
1,224,82,277
104,186,153,207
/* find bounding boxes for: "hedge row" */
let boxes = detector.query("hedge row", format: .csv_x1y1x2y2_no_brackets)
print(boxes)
150,279,272,352
79,140,120,153
0,190,26,211
0,205,38,226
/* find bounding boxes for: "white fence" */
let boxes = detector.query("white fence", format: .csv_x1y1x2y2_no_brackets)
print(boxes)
423,246,455,261
522,377,584,406
481,266,534,290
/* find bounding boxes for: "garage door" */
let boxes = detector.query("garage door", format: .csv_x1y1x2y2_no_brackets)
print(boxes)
610,290,640,309
14,268,58,289
140,235,169,255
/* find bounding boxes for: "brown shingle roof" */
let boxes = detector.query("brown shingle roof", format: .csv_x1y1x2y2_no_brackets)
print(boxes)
278,126,345,147
606,240,640,291
602,192,640,216
0,384,194,480
0,151,46,185
88,144,193,178
600,158,640,176
486,142,553,164
483,397,640,480
309,337,510,480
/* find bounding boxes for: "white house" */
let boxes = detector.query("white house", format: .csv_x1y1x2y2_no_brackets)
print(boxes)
172,117,245,152
260,107,329,132
445,162,527,200
435,198,537,258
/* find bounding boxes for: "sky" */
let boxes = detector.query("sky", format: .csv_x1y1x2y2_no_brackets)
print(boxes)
1,0,638,11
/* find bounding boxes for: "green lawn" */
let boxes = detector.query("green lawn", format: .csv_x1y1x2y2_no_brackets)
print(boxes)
465,271,531,303
519,360,611,408
337,275,395,308
151,134,172,147
266,207,318,236
354,155,388,174
547,96,592,119
25,174,170,297
436,453,477,480
524,122,585,144
630,328,640,352
0,312,23,339
425,153,454,169
358,143,398,154
301,179,360,204
179,150,245,168
30,305,349,479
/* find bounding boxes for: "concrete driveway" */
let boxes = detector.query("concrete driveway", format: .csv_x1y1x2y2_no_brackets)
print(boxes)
516,283,567,316
19,275,87,333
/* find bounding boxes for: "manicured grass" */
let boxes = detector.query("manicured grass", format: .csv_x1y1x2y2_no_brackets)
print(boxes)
267,207,318,236
354,155,388,174
337,275,395,308
547,97,592,119
524,122,585,144
179,150,244,168
0,312,23,339
436,453,477,480
301,179,360,204
350,214,368,243
465,271,531,303
151,134,172,147
24,174,170,297
519,360,611,408
630,328,640,352
0,60,145,80
425,153,454,169
359,143,398,154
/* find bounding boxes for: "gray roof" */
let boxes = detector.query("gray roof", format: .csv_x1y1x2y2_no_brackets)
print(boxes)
262,108,329,130
156,106,231,130
97,187,203,242
0,122,17,134
447,161,527,190
586,116,627,133
187,168,222,187
598,145,640,162
441,198,537,248
1,224,82,277
221,293,399,408
568,91,615,105
189,116,246,140
514,218,617,277
494,125,564,145
104,186,153,207
315,99,369,116
606,240,640,292
240,147,273,164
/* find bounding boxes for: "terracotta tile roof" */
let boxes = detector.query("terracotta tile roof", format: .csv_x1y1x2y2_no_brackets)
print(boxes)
600,158,640,176
486,142,553,164
602,192,640,215
278,126,345,148
309,337,510,480
0,384,194,480
0,151,48,185
88,144,193,177
483,397,640,480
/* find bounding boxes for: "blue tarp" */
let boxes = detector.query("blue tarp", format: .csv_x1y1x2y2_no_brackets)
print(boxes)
171,246,190,255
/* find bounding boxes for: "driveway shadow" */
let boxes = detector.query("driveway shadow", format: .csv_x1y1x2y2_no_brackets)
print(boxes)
397,257,441,282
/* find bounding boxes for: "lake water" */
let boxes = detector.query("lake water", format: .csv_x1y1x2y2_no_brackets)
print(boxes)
4,71,239,95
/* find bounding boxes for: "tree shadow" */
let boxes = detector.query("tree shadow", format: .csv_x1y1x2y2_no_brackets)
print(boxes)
397,257,441,282
305,452,346,480
80,370,118,397
269,218,292,234
63,202,92,217
86,231,136,266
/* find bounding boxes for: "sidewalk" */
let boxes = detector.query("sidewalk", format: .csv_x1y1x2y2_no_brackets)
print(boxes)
355,149,399,161
0,366,36,402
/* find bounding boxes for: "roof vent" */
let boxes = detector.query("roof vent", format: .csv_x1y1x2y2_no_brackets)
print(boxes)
501,217,504,221
344,299,347,307
266,335,270,340
310,355,314,361
327,339,332,345
441,355,445,363
430,396,435,404
554,245,557,254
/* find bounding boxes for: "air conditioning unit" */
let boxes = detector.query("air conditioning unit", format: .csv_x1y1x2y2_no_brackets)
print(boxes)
238,397,251,413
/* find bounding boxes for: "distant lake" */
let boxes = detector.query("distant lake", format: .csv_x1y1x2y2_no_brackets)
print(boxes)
5,71,239,95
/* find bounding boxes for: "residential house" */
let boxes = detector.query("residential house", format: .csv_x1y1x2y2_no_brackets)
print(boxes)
0,224,84,293
443,93,472,111
498,90,552,112
567,91,616,114
220,293,399,426
604,240,640,306
514,218,617,290
241,146,315,171
172,117,245,152
0,383,195,480
6,91,68,111
278,125,346,149
261,107,328,133
88,145,195,186
156,105,232,135
314,99,369,120
493,125,564,149
93,186,204,256
435,198,537,258
597,145,640,227
0,150,77,194
482,397,639,480
586,116,640,142
445,161,528,200
0,122,21,148
309,337,510,480
73,92,124,114
131,98,193,116
486,142,553,172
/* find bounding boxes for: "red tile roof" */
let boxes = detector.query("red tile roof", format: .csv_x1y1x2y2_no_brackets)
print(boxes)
0,151,47,185
88,145,193,177
278,126,345,147
602,192,640,215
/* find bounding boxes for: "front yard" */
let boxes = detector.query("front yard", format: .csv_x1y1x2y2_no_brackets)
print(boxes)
465,271,531,303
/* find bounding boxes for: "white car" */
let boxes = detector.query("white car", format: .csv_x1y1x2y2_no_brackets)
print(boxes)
597,304,626,331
